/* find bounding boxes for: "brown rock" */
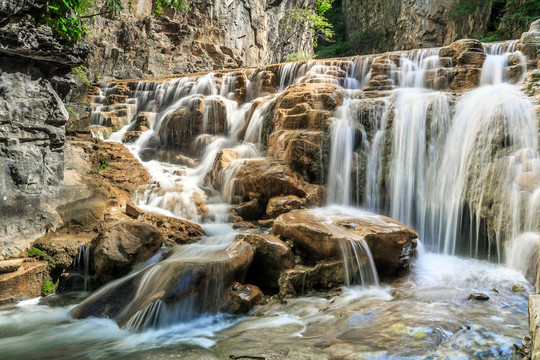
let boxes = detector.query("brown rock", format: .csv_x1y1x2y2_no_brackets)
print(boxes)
125,204,142,218
266,195,303,217
0,259,23,274
139,212,205,245
0,260,48,306
227,282,264,314
273,209,419,278
233,221,257,229
278,261,345,297
237,233,293,290
91,222,164,284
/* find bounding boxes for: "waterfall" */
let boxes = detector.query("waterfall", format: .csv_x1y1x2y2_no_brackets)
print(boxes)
326,100,355,206
73,245,91,292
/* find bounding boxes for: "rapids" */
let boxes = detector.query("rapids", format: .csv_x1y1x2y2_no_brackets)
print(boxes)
1,38,539,359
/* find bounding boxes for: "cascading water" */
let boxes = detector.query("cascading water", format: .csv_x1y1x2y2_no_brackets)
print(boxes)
3,35,538,359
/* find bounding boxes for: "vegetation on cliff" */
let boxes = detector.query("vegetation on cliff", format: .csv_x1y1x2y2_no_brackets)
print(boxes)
41,0,189,41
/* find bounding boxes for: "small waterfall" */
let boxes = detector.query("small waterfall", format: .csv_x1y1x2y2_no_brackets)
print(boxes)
339,239,380,287
73,245,91,292
326,100,355,206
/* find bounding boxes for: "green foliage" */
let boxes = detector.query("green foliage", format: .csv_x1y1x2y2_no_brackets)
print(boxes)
99,155,108,170
66,106,77,115
284,52,317,62
28,248,42,257
42,280,58,296
41,0,188,42
280,0,335,49
153,0,189,15
315,0,353,58
350,30,389,54
72,65,91,85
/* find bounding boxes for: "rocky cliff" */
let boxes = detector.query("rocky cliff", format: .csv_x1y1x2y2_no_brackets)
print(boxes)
86,0,314,82
341,0,536,54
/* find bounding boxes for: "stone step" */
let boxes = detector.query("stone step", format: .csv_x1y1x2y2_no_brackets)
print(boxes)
0,259,23,274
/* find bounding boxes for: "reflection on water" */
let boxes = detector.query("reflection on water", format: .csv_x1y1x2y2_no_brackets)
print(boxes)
0,251,529,359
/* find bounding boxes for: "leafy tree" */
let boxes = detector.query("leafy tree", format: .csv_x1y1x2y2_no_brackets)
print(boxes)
279,0,335,61
41,0,189,42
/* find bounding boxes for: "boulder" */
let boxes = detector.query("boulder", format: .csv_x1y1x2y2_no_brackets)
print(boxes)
279,260,345,297
71,239,254,330
237,233,293,290
139,211,206,245
91,222,164,284
226,282,264,314
0,260,48,306
266,195,303,217
273,209,419,278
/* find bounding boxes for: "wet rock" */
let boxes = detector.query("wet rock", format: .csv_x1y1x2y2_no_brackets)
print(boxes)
0,260,48,306
91,222,164,284
279,261,345,297
467,293,489,301
71,239,254,329
273,209,419,278
226,282,264,314
237,233,293,291
512,284,527,293
233,221,257,229
266,195,303,218
258,219,275,228
138,212,205,246
125,204,142,219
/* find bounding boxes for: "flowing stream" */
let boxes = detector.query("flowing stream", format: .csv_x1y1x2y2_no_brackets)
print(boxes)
0,41,539,359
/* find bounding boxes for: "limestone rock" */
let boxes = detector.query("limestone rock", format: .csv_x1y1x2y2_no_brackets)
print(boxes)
226,282,264,314
273,209,419,278
342,0,491,54
91,222,164,284
0,72,69,260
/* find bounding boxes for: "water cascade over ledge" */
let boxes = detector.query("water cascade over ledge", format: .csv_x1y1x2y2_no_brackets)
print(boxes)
1,34,538,359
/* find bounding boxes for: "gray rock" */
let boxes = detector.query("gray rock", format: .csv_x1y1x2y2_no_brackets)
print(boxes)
0,72,68,259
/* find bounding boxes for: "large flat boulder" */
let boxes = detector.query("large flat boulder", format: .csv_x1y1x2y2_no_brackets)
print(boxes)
273,208,419,278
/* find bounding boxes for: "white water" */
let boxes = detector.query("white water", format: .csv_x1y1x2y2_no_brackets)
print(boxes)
33,38,536,358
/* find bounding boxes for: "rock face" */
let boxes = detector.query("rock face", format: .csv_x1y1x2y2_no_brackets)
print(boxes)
71,239,254,329
273,209,419,278
86,0,314,81
91,222,164,284
342,0,492,54
0,72,69,259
